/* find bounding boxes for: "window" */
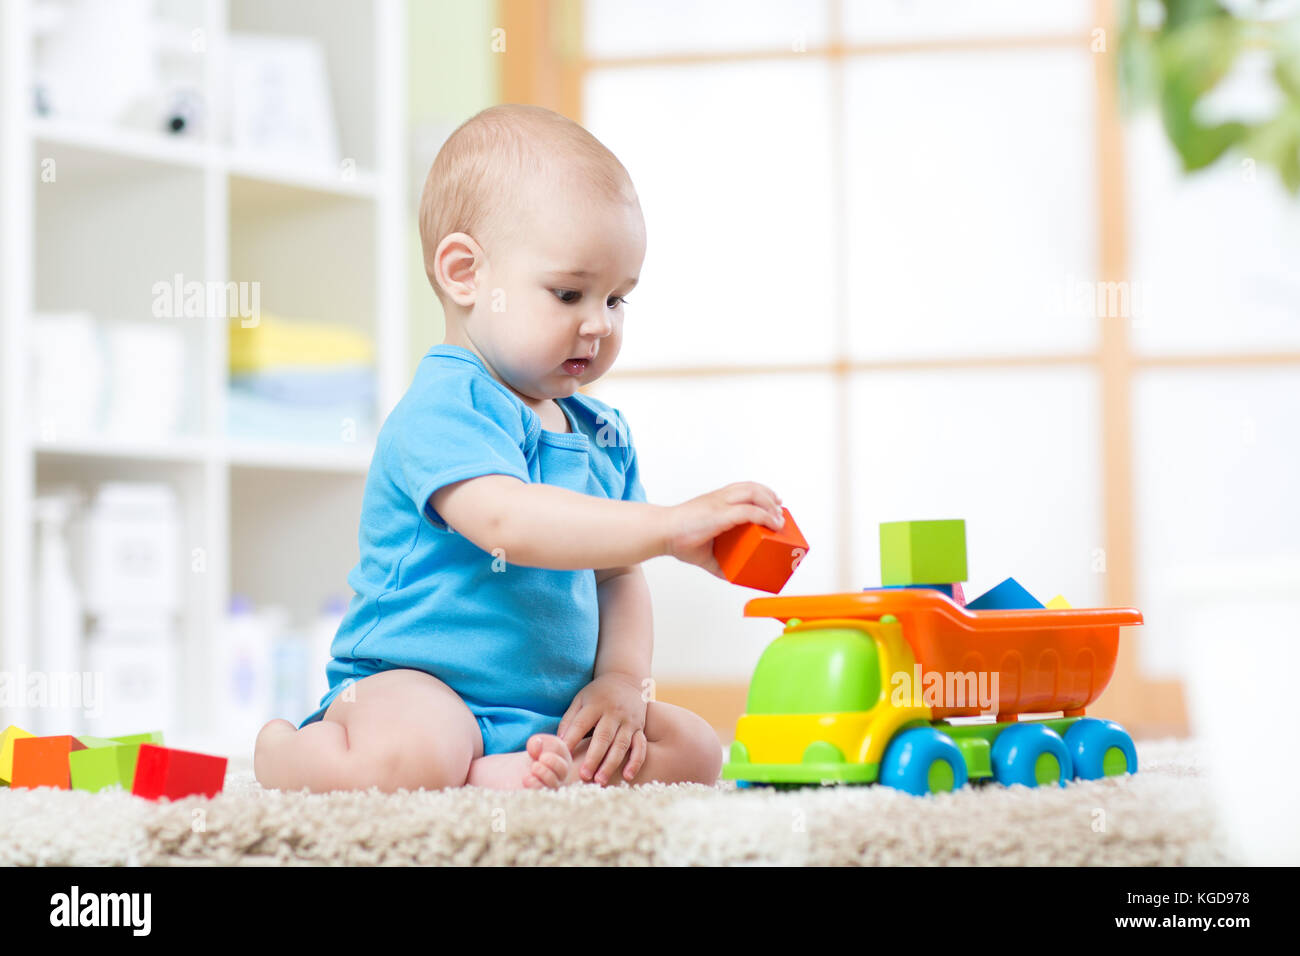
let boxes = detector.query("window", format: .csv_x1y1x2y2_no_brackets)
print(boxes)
501,0,1300,737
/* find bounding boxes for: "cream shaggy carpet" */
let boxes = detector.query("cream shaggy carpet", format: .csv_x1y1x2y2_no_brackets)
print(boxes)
0,737,1242,866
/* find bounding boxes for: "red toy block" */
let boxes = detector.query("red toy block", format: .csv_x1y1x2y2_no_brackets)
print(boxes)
10,735,87,789
712,506,809,594
131,744,227,800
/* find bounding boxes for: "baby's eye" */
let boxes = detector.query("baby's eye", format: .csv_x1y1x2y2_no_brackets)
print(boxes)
607,295,628,309
553,289,580,304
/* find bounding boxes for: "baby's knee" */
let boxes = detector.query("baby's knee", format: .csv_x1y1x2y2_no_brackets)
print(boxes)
657,705,723,784
324,668,482,792
361,726,477,793
684,714,724,784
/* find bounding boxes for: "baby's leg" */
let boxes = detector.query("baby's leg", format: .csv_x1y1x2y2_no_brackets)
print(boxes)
254,668,482,794
571,701,724,787
465,734,575,790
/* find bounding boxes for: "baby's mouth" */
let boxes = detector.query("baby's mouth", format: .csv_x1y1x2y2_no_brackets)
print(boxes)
562,358,589,375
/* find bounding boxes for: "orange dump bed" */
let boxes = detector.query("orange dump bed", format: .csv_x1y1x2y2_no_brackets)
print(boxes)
744,589,1144,719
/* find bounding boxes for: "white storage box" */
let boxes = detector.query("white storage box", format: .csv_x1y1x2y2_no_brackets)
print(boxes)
79,482,180,616
82,616,176,738
30,311,106,440
101,318,186,440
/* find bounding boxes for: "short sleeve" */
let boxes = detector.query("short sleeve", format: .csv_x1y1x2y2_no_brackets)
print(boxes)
385,370,532,530
616,409,647,503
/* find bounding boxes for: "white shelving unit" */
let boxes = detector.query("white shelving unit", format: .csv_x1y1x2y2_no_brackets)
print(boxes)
0,0,408,756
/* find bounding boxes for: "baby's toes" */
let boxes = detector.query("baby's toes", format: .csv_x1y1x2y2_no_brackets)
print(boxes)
524,734,572,790
530,760,562,788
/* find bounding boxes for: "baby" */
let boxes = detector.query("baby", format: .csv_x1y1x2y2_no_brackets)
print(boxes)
253,103,785,793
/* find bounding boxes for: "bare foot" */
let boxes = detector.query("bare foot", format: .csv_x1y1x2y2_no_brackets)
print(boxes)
253,718,298,787
521,733,575,790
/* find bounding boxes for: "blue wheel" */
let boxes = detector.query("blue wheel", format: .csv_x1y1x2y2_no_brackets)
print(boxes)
879,727,968,796
1064,718,1137,780
991,723,1073,788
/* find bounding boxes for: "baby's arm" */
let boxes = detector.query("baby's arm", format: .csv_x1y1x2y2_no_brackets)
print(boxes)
431,475,669,569
432,473,783,580
567,565,654,782
592,566,653,680
435,473,781,785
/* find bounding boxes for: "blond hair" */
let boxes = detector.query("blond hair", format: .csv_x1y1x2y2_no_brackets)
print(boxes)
418,104,637,305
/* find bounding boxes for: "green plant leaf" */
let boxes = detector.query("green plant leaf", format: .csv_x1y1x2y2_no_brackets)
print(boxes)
1160,0,1231,32
1117,0,1300,194
1153,15,1251,171
1275,48,1300,99
1240,106,1300,193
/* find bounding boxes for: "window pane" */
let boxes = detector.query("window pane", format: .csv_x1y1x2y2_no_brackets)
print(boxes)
585,0,829,58
1134,368,1300,679
844,0,1092,41
847,367,1103,607
587,373,839,681
1126,77,1300,355
585,60,836,369
844,49,1097,358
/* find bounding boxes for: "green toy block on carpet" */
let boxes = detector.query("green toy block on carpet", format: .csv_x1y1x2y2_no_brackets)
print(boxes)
68,732,164,793
70,746,128,793
879,519,967,586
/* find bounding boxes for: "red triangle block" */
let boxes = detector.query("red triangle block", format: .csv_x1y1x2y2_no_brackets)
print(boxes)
131,744,227,800
10,735,87,789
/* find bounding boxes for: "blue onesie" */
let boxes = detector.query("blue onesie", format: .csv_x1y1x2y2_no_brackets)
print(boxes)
297,343,647,755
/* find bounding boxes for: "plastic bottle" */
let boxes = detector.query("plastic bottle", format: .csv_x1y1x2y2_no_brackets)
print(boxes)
217,594,275,756
261,601,305,724
33,489,84,735
306,595,347,714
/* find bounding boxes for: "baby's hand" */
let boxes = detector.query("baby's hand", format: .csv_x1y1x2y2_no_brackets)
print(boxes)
557,673,648,785
662,481,784,579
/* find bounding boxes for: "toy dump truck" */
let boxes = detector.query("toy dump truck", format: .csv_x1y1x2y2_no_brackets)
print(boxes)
722,589,1143,795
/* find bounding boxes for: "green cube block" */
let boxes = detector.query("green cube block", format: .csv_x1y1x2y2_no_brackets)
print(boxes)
880,519,967,586
109,731,164,747
64,733,166,792
69,745,130,792
108,732,163,788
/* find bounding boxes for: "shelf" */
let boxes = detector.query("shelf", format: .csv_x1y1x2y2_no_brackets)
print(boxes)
30,116,209,173
224,152,379,201
32,431,210,464
4,0,408,748
225,438,373,474
32,115,382,200
30,431,376,475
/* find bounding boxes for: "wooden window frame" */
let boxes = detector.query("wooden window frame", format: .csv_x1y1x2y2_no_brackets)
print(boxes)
495,0,1300,739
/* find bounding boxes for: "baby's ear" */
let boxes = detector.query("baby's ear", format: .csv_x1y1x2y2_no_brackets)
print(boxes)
432,233,483,307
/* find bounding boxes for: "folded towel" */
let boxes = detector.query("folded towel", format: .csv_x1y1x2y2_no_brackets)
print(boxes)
226,386,374,444
230,366,374,407
229,314,374,374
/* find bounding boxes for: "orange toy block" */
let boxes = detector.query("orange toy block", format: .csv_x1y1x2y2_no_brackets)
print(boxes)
10,735,87,789
712,506,809,594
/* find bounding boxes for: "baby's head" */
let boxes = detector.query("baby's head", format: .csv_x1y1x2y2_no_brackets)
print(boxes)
419,104,645,410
